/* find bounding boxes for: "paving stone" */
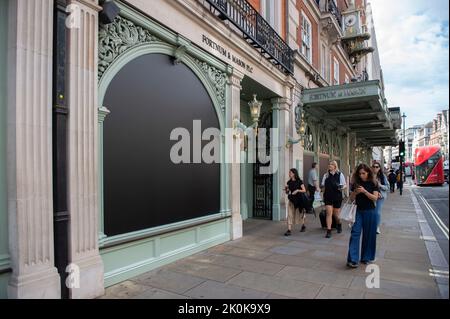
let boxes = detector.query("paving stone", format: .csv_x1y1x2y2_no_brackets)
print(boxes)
168,261,242,283
204,254,286,275
276,266,354,288
364,292,398,299
269,245,309,256
315,286,365,299
184,280,269,299
264,293,295,299
132,287,189,299
264,253,320,269
349,276,441,299
103,280,151,299
227,271,323,299
132,268,206,294
220,247,275,260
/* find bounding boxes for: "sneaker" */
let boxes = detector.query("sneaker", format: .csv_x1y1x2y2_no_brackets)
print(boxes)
284,230,291,237
376,227,381,234
337,223,342,234
325,230,332,238
300,225,306,233
362,258,377,265
347,262,359,268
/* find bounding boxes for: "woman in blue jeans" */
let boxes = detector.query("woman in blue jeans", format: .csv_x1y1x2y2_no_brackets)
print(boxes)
347,163,380,268
372,161,389,234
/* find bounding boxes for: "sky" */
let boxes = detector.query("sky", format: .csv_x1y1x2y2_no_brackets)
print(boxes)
368,0,449,128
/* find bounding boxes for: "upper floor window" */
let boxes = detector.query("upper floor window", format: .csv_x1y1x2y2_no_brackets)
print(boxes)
301,13,312,63
262,0,282,35
333,57,339,85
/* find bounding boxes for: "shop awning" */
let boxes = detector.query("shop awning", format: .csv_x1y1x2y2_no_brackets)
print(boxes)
302,80,401,146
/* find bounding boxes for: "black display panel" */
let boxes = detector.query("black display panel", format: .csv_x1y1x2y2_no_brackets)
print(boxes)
103,54,221,236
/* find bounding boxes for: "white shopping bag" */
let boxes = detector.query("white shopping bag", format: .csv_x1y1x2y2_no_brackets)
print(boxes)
340,200,357,223
314,191,322,202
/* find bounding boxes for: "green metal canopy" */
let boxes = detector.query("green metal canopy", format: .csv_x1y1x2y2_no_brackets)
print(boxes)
302,80,401,146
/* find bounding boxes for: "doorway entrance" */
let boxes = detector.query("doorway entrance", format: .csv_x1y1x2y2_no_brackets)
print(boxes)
253,111,273,220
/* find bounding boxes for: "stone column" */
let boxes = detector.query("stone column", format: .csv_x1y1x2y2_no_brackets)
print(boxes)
97,106,110,245
7,0,61,299
227,69,244,240
272,97,292,222
66,0,104,299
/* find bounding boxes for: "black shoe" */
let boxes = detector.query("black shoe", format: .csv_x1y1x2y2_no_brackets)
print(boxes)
347,262,359,268
300,225,306,233
325,230,332,238
337,223,342,234
284,230,291,236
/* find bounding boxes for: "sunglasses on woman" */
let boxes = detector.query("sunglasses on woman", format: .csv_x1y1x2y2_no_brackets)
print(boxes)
372,166,380,169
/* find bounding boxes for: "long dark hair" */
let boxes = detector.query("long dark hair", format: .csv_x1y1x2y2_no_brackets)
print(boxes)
352,163,377,187
290,168,301,181
373,161,386,185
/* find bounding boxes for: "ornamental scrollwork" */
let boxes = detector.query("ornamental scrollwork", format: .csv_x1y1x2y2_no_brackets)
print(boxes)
303,124,315,153
319,128,331,155
332,134,342,158
194,59,227,113
98,16,160,80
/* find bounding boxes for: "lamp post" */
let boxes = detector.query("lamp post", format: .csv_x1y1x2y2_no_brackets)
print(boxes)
400,113,407,195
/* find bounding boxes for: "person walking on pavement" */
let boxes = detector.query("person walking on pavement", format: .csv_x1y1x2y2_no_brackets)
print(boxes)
396,169,403,194
307,163,320,212
388,169,396,193
372,161,389,234
284,169,308,236
347,163,380,268
321,161,346,238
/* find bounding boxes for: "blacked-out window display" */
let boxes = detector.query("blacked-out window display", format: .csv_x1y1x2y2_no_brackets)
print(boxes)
103,54,221,236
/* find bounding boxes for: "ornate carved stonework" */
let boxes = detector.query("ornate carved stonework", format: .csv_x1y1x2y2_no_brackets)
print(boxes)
194,59,227,112
98,16,160,79
98,16,227,112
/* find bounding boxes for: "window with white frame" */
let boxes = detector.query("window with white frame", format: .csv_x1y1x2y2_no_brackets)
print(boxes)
333,57,339,85
301,13,312,63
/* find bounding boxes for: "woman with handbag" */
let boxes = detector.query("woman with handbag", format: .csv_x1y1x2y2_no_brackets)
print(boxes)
347,163,380,268
284,168,308,236
372,161,389,234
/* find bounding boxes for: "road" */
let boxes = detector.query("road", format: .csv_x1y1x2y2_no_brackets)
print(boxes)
412,181,449,264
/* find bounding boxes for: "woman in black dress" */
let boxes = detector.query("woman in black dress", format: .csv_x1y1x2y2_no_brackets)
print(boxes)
284,168,308,236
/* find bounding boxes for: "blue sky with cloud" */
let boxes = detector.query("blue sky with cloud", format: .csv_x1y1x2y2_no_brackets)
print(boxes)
369,0,449,128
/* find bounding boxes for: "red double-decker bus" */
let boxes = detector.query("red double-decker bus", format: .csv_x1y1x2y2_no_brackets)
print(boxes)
414,145,445,186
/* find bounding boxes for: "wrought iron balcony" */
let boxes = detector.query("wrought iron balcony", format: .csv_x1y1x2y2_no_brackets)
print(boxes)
326,0,342,27
203,0,294,74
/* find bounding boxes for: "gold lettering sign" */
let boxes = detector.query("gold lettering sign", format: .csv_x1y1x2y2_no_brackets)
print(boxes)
202,34,254,73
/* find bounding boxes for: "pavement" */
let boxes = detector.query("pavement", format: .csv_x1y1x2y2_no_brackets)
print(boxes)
101,185,448,299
